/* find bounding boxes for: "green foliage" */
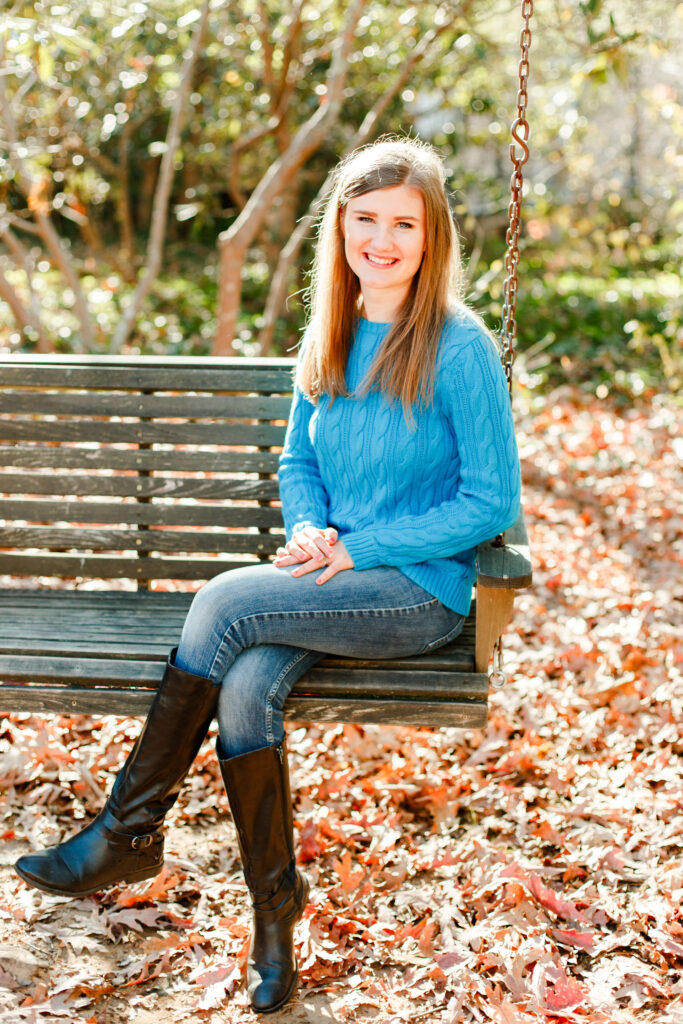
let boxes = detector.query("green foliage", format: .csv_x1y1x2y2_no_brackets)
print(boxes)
513,266,679,399
0,0,681,398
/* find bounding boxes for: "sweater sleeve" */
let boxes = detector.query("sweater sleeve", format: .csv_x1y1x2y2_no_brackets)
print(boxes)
277,382,330,539
342,326,521,569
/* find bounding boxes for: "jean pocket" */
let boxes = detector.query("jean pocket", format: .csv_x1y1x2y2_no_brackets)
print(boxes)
419,613,466,654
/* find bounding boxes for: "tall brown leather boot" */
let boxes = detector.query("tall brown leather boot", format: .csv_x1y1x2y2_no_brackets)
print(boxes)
218,738,309,1014
14,649,219,897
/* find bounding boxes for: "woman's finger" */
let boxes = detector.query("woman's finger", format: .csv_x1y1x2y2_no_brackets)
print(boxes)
301,533,333,560
273,552,298,566
314,539,353,585
302,542,325,562
315,562,340,585
291,558,320,577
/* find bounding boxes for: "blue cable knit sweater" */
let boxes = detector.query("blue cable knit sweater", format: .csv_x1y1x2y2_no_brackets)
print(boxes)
278,311,521,615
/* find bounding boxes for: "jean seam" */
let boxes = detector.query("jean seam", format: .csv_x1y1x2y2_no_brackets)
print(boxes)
420,615,465,653
264,648,312,746
228,596,439,626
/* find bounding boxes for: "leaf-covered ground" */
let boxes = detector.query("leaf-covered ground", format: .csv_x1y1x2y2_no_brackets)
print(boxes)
1,389,681,1024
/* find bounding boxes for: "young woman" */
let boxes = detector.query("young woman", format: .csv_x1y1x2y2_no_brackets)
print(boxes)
15,138,521,1014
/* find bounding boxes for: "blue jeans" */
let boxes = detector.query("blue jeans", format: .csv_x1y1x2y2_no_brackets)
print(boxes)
174,563,464,758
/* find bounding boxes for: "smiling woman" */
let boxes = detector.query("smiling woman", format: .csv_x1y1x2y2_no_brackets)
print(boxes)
14,136,522,1016
298,138,467,414
340,184,427,322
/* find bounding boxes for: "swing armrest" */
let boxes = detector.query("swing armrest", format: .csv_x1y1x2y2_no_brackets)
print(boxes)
476,507,532,590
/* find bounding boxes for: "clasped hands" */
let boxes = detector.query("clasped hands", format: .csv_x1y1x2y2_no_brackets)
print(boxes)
273,525,354,585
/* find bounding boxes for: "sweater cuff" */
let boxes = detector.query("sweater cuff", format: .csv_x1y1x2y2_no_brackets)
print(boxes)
342,531,381,570
287,517,326,540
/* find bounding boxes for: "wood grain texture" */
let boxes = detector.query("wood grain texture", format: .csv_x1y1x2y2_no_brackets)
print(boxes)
0,526,281,555
0,684,487,727
0,473,279,499
0,357,295,392
0,392,292,420
0,499,283,528
0,553,264,579
0,591,476,670
0,446,280,473
475,587,515,672
0,419,286,446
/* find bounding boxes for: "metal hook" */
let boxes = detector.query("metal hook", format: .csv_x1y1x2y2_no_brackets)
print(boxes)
489,638,508,689
510,119,530,165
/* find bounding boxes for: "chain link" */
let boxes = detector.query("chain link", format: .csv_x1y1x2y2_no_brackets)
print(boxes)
489,1,533,688
500,0,533,398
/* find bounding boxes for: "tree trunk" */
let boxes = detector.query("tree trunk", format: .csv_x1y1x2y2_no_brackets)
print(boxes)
212,0,367,356
259,207,318,353
263,181,300,276
216,237,249,354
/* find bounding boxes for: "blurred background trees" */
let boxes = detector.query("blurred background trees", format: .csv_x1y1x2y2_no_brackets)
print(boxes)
0,0,680,399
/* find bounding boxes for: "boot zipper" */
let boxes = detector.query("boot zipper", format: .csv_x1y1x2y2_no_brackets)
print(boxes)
276,744,295,863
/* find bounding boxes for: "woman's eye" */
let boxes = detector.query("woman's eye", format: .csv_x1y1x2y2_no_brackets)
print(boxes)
398,221,414,229
357,215,373,223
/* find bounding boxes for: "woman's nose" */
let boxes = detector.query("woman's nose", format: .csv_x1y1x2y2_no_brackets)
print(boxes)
372,224,394,250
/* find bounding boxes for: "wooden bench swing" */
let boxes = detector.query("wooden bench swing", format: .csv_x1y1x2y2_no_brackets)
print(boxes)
0,7,533,731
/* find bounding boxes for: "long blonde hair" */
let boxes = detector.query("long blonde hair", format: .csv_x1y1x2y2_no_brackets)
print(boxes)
298,137,466,411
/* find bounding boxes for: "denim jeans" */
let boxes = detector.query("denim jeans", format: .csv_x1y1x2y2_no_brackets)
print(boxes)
174,563,464,758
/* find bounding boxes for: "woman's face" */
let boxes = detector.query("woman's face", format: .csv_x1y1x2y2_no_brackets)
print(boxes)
340,184,426,311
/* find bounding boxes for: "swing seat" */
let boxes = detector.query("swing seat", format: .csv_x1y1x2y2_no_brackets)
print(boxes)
0,354,531,728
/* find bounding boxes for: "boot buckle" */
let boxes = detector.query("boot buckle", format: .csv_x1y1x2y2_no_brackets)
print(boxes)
131,834,153,851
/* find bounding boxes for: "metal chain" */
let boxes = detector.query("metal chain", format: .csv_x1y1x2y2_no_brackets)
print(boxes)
500,0,533,397
488,1,533,689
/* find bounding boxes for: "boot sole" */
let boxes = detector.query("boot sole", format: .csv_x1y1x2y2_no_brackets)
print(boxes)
250,873,310,1015
14,861,162,899
254,969,299,1015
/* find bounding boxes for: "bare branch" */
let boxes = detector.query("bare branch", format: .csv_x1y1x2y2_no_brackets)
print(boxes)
0,240,50,350
221,0,366,254
0,223,40,318
0,267,35,334
117,113,136,273
3,212,41,236
226,103,290,209
110,0,211,352
256,0,275,97
275,0,305,108
225,1,305,211
0,223,31,267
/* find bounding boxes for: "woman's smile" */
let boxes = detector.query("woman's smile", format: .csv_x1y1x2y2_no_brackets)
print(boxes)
341,184,426,320
363,252,398,266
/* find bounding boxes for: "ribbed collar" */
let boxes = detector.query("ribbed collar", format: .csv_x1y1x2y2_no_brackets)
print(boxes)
357,316,392,336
